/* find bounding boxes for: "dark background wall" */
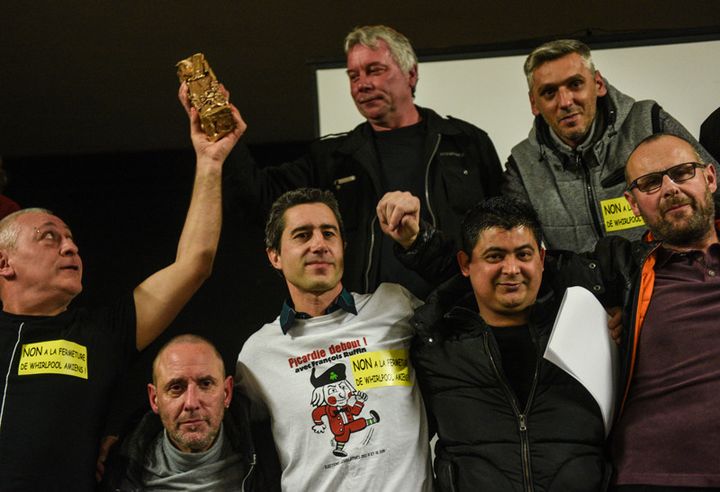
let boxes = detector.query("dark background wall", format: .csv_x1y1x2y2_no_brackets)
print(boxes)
2,2,719,419
3,1,720,156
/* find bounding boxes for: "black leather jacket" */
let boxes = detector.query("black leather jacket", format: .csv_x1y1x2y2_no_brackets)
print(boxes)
400,226,612,491
225,107,503,294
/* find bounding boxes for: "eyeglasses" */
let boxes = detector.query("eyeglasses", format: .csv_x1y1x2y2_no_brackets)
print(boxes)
627,162,708,193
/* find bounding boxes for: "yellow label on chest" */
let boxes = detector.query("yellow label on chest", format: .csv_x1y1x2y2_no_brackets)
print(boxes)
18,340,88,379
601,197,646,232
349,349,411,390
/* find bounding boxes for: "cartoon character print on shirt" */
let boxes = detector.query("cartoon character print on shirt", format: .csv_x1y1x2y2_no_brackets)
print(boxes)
310,363,380,457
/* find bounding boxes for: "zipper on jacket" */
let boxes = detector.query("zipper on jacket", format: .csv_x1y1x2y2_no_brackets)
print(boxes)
0,322,24,434
576,152,604,240
484,331,538,492
364,215,378,292
241,452,257,492
424,134,442,227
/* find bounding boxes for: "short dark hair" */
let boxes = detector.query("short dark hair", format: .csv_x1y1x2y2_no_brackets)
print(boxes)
264,188,345,251
461,196,544,257
524,39,595,90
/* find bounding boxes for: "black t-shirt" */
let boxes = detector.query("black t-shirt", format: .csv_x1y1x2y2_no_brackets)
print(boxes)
0,294,137,491
374,122,434,299
489,324,536,410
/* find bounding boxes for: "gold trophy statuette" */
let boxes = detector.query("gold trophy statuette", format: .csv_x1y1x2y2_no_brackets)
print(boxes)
176,53,236,141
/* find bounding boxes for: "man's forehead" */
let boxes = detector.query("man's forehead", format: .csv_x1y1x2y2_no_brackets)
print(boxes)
532,53,590,88
475,226,538,250
156,343,223,379
628,136,697,175
283,203,339,231
18,212,70,231
347,40,394,67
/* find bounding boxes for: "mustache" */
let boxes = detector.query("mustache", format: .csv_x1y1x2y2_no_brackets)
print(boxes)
660,195,693,214
305,257,335,265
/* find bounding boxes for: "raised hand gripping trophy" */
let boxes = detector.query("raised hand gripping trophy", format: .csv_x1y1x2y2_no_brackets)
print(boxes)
176,53,236,141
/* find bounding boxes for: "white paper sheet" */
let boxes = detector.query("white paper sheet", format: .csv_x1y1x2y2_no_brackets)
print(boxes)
543,286,619,436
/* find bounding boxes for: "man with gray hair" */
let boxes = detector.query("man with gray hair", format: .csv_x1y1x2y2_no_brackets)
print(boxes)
503,39,716,252
213,24,502,299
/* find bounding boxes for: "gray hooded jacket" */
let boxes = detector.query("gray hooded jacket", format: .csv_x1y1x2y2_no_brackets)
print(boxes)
503,81,716,252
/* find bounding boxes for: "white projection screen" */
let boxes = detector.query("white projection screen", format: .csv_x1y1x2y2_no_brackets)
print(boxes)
315,38,720,164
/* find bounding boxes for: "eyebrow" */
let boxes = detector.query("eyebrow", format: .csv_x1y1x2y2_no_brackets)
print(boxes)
34,222,74,238
537,74,585,93
37,222,72,233
346,62,387,75
481,244,535,255
164,374,217,388
289,224,339,235
164,377,187,390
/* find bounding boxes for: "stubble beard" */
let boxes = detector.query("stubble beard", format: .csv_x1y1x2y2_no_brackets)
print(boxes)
651,188,715,246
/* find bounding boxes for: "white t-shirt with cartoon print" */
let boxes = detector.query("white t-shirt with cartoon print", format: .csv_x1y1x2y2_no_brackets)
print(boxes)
237,283,433,492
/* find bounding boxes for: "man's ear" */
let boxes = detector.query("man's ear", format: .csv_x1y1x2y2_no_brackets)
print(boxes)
266,248,282,270
408,64,418,92
595,70,607,97
223,376,233,409
529,90,540,117
539,247,546,271
0,251,15,279
457,250,471,277
705,161,717,193
624,190,642,217
147,384,160,414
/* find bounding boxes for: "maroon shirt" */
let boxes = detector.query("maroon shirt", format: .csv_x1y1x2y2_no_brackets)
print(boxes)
612,244,720,486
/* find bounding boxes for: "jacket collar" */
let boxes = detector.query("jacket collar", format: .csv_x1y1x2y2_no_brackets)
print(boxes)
333,106,461,157
638,219,720,266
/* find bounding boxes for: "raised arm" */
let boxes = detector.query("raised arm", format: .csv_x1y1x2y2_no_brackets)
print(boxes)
133,86,246,350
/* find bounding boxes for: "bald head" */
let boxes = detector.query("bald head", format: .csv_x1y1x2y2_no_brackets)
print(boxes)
148,334,232,453
152,334,225,384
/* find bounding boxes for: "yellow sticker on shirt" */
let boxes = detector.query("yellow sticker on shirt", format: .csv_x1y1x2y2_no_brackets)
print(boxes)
349,349,411,390
18,340,88,379
601,196,645,232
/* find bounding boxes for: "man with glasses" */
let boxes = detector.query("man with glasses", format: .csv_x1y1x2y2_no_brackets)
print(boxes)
503,39,716,253
607,133,720,490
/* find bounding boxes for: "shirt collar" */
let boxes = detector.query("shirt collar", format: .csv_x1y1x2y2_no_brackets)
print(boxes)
655,242,720,269
279,288,357,334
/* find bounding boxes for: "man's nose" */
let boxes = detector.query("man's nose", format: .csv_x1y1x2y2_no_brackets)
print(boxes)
309,231,329,252
60,237,79,256
660,173,682,196
183,384,201,410
558,86,573,108
355,73,372,91
501,257,521,275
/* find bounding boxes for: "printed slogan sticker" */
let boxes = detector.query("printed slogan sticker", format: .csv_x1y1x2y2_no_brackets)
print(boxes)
18,340,88,379
350,349,411,390
601,197,645,232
